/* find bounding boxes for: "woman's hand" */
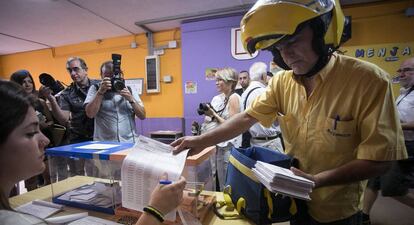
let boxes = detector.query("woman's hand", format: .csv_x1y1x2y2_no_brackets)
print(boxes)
204,105,216,118
148,175,186,215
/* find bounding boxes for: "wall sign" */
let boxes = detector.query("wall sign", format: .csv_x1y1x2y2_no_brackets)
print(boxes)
231,28,258,60
125,78,143,95
343,42,412,62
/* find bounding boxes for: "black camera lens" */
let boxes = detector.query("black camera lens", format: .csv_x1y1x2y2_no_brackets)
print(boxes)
197,103,210,115
112,78,125,91
39,73,65,95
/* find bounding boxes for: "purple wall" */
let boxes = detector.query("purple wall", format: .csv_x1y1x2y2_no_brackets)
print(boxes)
181,14,273,135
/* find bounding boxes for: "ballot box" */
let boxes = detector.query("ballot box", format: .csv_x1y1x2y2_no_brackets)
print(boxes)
46,141,134,214
46,141,215,215
182,146,216,191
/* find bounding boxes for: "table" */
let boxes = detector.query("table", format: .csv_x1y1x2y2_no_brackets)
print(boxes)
9,176,254,225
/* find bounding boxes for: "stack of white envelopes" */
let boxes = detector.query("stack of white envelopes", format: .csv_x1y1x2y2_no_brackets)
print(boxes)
252,161,315,200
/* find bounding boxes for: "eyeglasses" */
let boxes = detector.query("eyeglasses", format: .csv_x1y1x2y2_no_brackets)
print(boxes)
67,67,83,73
397,67,414,74
273,34,300,51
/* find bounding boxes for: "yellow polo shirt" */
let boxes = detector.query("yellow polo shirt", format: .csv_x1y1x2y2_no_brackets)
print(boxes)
246,53,407,222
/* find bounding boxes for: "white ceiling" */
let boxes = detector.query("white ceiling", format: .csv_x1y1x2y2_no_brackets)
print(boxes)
0,0,384,56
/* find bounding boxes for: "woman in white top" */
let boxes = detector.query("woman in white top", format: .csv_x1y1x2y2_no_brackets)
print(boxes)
203,67,241,191
0,80,185,225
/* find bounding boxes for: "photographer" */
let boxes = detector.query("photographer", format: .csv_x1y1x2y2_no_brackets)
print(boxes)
85,60,145,143
39,57,99,178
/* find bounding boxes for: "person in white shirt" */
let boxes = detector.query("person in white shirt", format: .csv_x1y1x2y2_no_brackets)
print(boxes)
362,57,414,223
241,62,283,152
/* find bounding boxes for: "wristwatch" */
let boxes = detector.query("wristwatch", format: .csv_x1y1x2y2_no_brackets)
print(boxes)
129,100,135,104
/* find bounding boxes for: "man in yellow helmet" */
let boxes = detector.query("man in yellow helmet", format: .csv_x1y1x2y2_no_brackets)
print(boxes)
173,0,407,224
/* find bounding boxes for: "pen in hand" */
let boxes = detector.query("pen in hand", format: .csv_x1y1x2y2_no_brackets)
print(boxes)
333,115,340,130
159,180,172,185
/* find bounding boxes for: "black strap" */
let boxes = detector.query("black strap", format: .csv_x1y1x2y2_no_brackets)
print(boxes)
397,86,414,106
243,87,261,110
213,93,232,116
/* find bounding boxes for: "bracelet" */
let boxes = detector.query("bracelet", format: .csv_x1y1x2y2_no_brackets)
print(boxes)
143,206,164,223
129,100,135,104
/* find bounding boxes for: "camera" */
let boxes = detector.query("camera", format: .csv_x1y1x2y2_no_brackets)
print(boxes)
39,73,65,95
197,103,212,115
111,53,126,92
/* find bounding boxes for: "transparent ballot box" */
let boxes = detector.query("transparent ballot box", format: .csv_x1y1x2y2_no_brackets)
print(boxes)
182,146,216,192
46,141,215,215
46,141,134,214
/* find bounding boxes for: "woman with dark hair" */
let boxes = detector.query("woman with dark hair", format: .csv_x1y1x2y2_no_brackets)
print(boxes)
0,80,186,225
10,70,38,95
10,70,52,126
10,70,55,191
0,80,49,223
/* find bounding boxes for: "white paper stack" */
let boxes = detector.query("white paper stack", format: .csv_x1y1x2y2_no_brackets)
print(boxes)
16,199,63,219
252,161,315,201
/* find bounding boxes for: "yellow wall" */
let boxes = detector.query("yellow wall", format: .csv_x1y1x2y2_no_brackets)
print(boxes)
341,0,414,97
0,29,183,118
343,0,414,46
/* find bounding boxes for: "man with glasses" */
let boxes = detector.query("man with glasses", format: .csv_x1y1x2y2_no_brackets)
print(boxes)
172,0,407,224
362,57,414,224
41,57,99,177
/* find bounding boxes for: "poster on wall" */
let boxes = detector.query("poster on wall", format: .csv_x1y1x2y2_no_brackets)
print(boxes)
205,68,217,80
125,78,144,95
231,28,259,60
185,81,197,94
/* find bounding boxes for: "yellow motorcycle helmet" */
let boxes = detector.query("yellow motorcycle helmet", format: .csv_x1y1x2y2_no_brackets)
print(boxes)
241,0,348,54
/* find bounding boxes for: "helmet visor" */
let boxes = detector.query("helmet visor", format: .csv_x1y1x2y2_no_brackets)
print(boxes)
242,0,335,53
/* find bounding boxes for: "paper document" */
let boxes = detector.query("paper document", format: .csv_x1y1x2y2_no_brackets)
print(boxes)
253,161,315,201
121,135,189,221
45,212,88,224
16,199,63,219
57,182,121,208
68,216,122,225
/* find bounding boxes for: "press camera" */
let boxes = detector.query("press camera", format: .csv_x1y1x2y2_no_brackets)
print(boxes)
111,54,126,92
39,73,65,95
197,103,212,115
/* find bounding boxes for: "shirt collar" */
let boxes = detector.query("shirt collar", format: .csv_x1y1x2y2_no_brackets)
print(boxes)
249,80,266,88
317,53,337,82
74,78,91,90
400,86,414,95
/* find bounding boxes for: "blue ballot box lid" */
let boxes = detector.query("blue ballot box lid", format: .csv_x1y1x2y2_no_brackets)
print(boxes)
46,141,134,160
